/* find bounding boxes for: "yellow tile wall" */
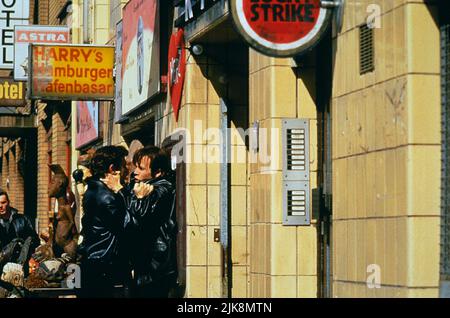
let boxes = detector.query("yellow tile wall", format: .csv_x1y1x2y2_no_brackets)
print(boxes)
163,47,251,297
249,45,319,298
332,1,441,297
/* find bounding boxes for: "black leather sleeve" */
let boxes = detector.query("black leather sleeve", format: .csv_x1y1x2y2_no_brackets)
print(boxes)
128,184,170,232
101,192,127,235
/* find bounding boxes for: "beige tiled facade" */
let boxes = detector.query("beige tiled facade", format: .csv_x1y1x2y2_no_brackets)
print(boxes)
62,0,446,298
332,0,441,297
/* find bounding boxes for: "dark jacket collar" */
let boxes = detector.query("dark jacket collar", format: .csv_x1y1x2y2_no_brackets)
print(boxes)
10,207,19,220
1,207,18,223
143,172,175,186
86,176,111,190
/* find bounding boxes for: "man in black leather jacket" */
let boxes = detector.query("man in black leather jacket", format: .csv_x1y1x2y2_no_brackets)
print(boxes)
0,191,40,271
127,146,178,298
78,146,131,298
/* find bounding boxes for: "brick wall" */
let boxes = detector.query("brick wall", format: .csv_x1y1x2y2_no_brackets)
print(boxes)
0,141,24,214
49,0,68,25
37,103,50,232
38,0,49,25
34,1,72,234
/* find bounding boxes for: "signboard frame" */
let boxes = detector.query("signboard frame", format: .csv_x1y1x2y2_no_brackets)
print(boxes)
75,100,99,149
27,43,115,101
0,77,26,107
13,25,70,81
121,0,161,116
229,0,332,57
0,0,30,69
168,28,186,122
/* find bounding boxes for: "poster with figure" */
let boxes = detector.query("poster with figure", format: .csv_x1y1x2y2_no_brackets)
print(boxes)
121,0,160,115
76,101,99,148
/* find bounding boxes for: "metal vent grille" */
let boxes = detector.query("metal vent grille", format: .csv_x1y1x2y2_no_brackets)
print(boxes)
359,24,375,75
441,23,450,281
283,119,310,226
288,190,307,216
283,120,309,182
287,128,306,171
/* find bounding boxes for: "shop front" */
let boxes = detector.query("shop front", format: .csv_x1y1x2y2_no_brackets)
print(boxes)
159,0,335,297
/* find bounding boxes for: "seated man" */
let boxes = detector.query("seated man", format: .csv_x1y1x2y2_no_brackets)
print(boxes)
0,191,40,273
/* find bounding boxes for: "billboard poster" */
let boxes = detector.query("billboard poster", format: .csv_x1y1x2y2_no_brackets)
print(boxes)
0,0,29,69
29,44,115,100
122,0,160,115
76,100,99,148
114,20,123,122
14,25,70,81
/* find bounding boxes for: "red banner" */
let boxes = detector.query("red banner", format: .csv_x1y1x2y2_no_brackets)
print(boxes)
168,29,186,122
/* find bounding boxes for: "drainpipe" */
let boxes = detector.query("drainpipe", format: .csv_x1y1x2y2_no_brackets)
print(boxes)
83,0,90,43
220,98,232,298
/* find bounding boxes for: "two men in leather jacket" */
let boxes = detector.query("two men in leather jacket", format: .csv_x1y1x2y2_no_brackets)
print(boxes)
78,145,177,298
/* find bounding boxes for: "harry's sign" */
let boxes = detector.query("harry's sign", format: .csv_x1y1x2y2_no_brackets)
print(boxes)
230,0,332,57
29,44,115,100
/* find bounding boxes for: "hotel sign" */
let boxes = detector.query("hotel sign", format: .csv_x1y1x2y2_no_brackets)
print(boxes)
0,0,30,69
0,77,26,106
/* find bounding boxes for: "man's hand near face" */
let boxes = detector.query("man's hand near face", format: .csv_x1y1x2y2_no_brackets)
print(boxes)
133,182,154,199
100,171,123,193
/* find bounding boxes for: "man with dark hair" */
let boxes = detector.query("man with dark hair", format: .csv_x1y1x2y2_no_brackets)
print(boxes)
127,146,178,298
0,191,39,274
78,145,131,297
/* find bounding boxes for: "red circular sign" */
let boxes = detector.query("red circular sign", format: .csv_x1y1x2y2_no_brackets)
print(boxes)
231,0,331,57
168,29,186,122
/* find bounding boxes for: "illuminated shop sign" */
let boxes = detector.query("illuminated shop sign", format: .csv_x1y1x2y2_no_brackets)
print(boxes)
0,77,26,106
29,44,115,100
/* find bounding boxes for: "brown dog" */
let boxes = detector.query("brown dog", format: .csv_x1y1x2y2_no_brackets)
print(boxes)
48,164,79,260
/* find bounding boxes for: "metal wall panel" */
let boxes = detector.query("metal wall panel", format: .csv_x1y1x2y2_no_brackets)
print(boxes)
282,119,311,226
